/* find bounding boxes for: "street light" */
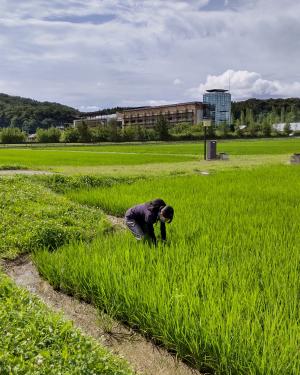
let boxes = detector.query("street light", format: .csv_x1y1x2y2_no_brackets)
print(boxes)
203,119,212,160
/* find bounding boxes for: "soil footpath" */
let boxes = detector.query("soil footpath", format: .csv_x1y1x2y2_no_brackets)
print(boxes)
3,255,201,375
0,170,53,175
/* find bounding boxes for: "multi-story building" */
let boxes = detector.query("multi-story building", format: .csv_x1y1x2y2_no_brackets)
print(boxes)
73,113,122,128
203,89,231,125
121,101,209,128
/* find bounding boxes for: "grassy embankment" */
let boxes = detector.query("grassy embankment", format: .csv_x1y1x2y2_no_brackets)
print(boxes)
0,177,133,374
0,273,132,375
34,165,300,374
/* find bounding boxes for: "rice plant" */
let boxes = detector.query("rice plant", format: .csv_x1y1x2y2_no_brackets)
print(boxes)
35,165,300,374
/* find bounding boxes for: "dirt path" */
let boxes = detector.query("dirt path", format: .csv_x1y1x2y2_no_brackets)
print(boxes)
0,169,53,175
107,214,126,229
3,255,200,375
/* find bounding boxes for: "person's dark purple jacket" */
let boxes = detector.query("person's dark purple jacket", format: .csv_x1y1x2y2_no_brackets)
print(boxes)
125,199,166,244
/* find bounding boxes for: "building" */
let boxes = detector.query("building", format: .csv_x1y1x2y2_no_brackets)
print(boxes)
203,89,231,125
121,101,209,128
272,122,300,132
73,113,122,128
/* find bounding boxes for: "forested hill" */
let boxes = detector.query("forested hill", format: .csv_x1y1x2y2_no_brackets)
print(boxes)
232,98,300,121
0,93,79,133
1,93,300,133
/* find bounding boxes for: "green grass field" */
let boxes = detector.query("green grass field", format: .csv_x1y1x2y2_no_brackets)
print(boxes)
36,165,300,374
0,139,299,172
51,138,300,155
1,139,300,374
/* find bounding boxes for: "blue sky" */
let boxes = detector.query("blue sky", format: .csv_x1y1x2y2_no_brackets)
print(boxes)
0,0,299,111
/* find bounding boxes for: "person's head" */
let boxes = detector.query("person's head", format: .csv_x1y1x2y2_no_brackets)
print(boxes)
159,205,174,223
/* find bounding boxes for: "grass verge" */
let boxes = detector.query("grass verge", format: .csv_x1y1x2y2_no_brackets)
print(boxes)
0,272,133,375
0,176,109,259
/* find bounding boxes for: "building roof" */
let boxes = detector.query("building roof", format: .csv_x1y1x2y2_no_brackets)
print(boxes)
206,89,228,93
122,101,203,113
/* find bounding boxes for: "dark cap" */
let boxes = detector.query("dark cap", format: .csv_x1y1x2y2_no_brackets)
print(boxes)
161,205,174,222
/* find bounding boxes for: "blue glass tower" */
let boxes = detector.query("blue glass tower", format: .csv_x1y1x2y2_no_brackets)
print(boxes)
203,89,231,125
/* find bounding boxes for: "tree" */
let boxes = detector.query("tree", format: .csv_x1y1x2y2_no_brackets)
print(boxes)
286,105,297,123
262,117,271,137
36,127,61,143
61,127,80,143
41,118,55,129
240,110,246,125
77,122,92,142
155,115,169,140
23,118,38,134
107,118,121,142
10,116,22,129
280,107,286,123
283,122,291,136
0,127,26,143
217,122,229,138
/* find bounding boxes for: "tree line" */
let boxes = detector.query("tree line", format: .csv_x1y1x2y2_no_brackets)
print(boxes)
1,94,300,143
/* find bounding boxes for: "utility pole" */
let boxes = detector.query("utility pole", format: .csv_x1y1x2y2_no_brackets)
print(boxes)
204,125,207,160
203,120,211,160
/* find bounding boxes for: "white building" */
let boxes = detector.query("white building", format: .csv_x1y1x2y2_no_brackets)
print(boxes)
272,122,300,132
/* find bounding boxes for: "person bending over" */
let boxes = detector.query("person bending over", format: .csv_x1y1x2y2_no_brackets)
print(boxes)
124,198,174,245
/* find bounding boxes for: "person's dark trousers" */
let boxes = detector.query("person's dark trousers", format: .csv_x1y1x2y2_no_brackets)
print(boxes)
124,218,145,240
124,218,155,245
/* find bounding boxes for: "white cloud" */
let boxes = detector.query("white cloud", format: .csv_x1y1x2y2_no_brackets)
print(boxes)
188,70,300,100
173,78,183,85
0,0,300,108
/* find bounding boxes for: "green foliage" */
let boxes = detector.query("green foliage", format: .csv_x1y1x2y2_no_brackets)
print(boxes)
261,118,272,137
215,122,229,137
0,93,78,132
0,273,132,375
60,127,80,143
0,146,196,168
77,122,92,142
36,127,62,143
0,127,26,144
90,125,111,142
0,177,107,258
283,122,291,135
37,166,300,374
35,174,138,194
232,98,300,122
155,115,170,140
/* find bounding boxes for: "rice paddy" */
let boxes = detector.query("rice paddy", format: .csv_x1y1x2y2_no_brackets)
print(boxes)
35,165,300,374
0,138,300,171
1,139,300,374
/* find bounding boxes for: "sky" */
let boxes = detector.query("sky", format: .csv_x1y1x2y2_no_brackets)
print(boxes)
0,0,299,111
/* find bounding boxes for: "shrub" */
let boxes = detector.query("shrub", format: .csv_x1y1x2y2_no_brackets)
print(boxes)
0,127,26,143
61,127,80,143
36,127,61,143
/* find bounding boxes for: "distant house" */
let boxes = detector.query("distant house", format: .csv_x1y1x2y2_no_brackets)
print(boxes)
272,122,300,132
28,133,37,141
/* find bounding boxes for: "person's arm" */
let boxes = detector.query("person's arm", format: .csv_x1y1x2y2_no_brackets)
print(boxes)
160,221,166,241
